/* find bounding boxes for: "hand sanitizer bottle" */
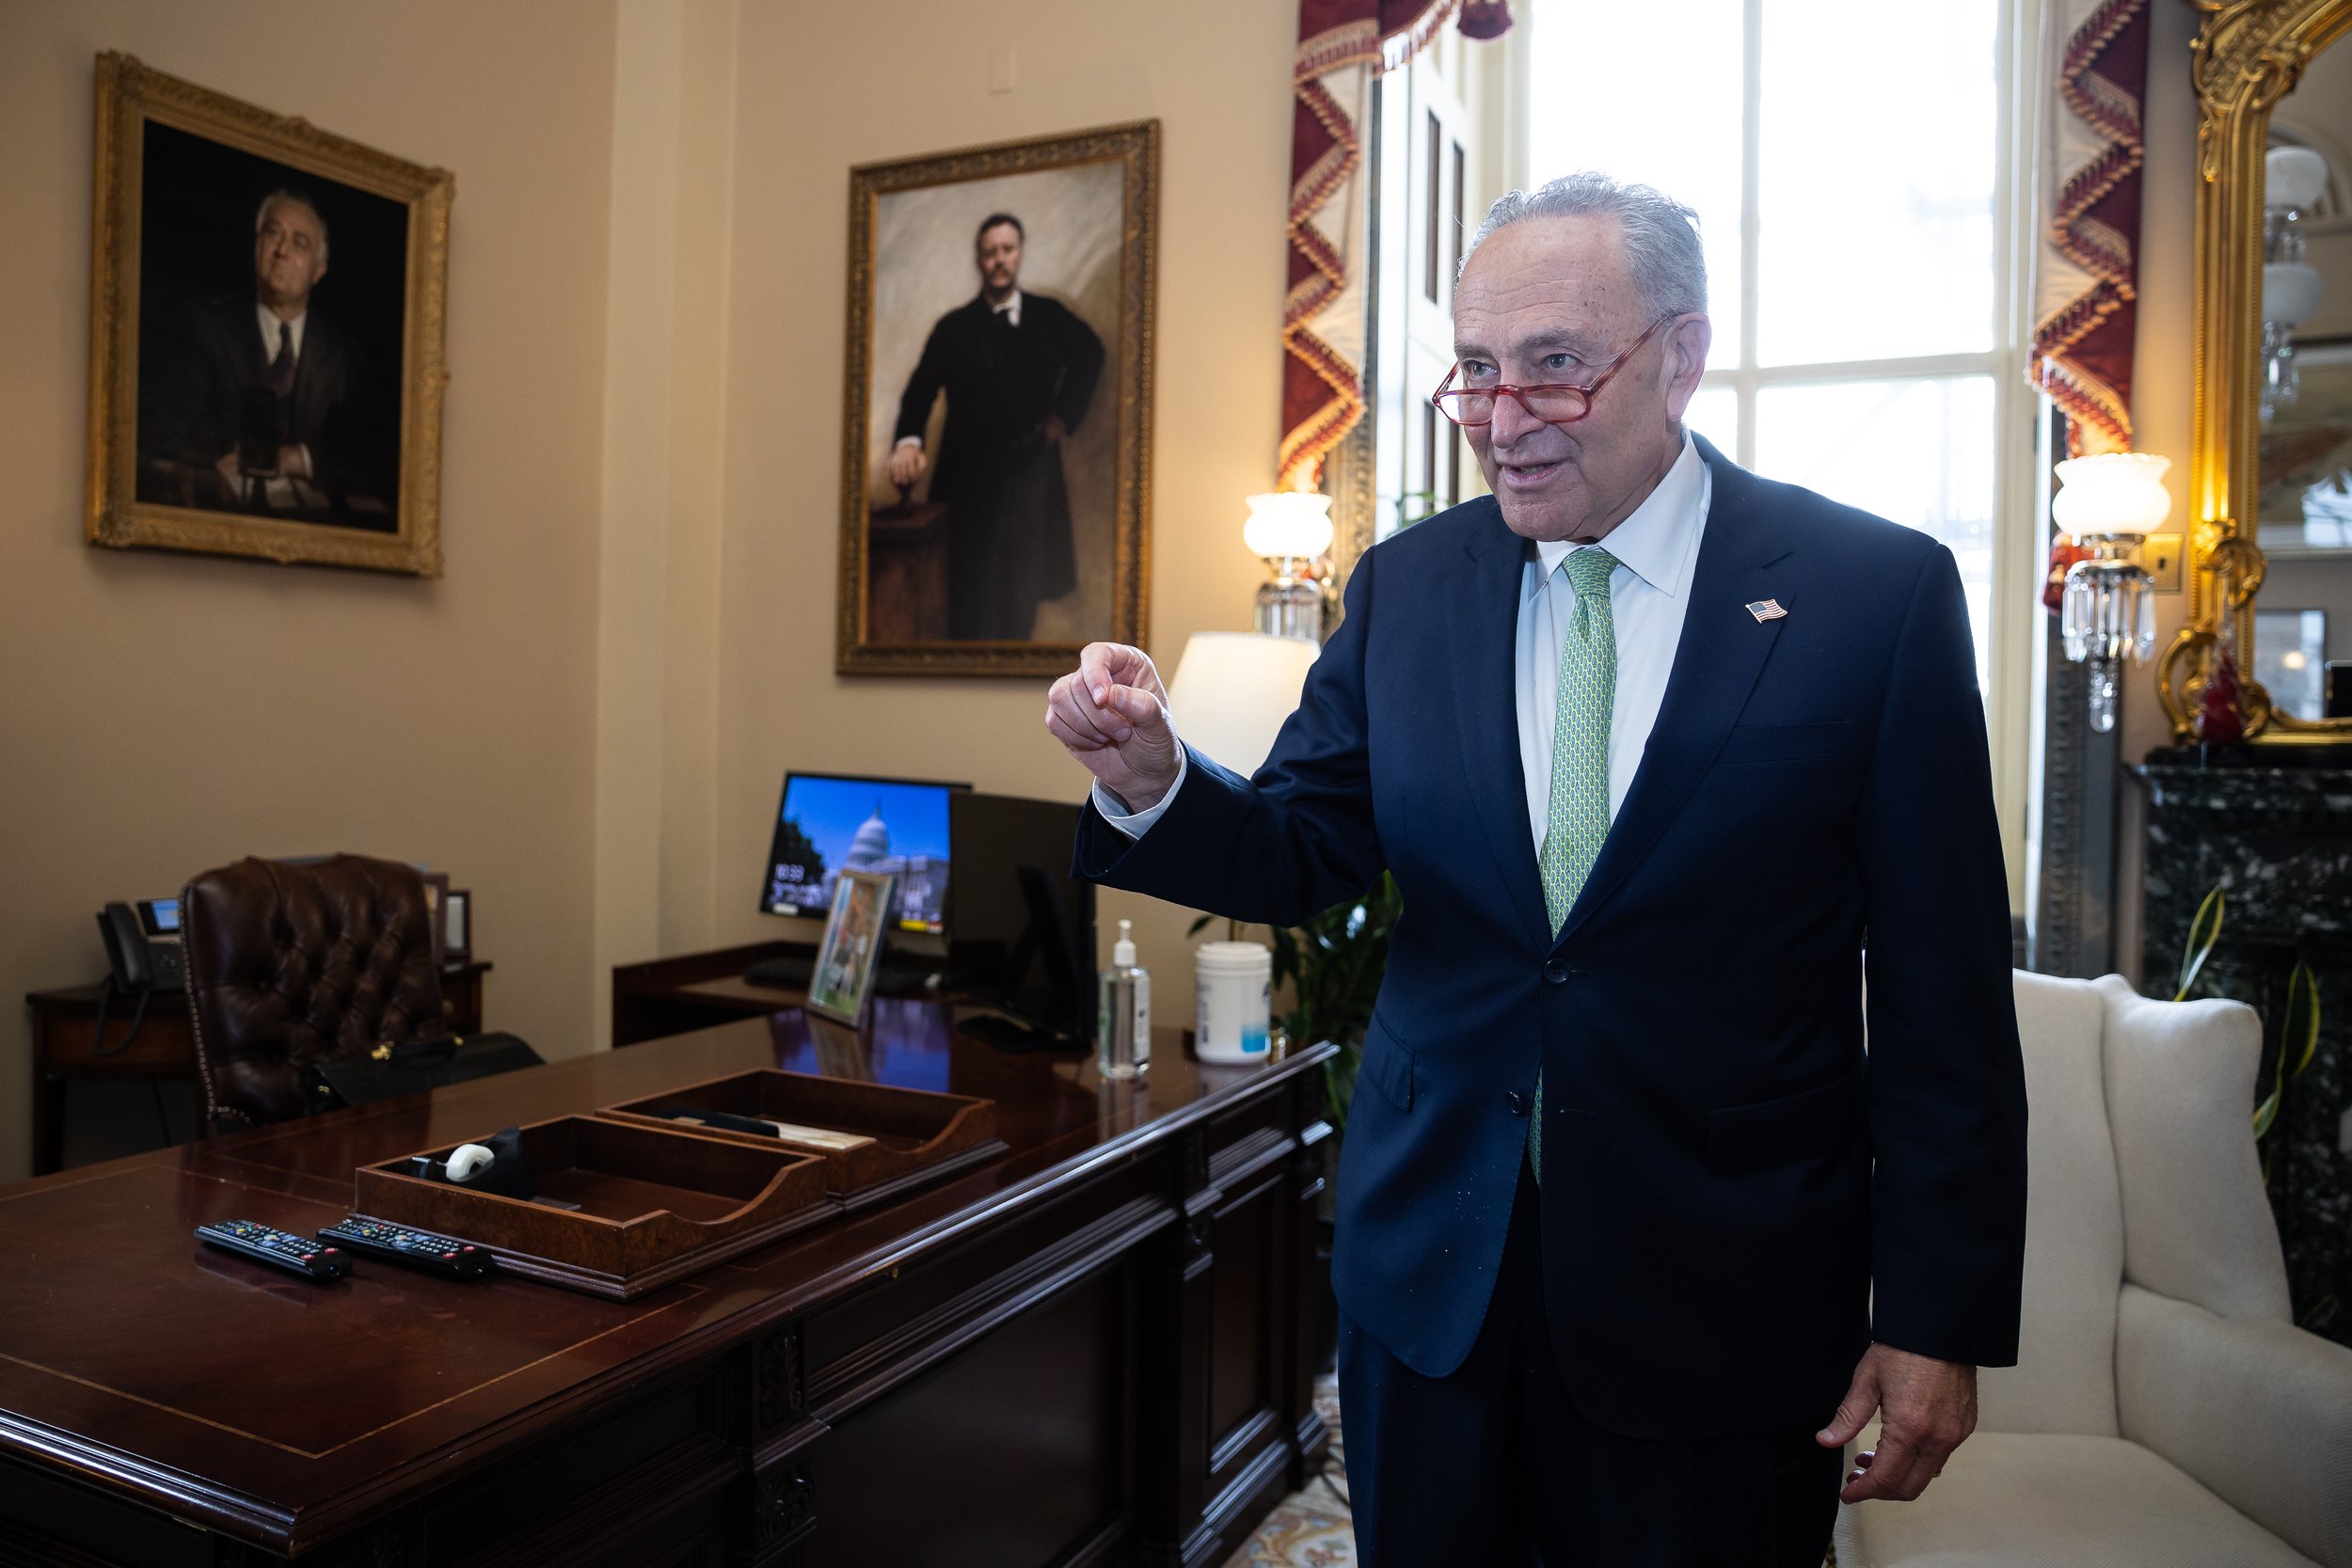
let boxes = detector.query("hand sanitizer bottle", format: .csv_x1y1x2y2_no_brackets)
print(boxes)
1097,919,1152,1080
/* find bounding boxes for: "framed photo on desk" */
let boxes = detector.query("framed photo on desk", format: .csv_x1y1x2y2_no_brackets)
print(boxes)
806,870,895,1025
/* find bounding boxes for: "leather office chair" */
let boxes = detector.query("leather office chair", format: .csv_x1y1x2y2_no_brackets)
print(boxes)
182,854,447,1130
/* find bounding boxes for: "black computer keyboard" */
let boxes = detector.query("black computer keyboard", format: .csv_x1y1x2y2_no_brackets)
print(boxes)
742,953,814,990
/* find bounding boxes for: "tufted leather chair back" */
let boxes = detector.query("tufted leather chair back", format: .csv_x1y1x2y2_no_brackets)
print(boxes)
182,854,447,1128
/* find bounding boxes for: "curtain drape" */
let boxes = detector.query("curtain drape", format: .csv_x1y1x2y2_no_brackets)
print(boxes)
1279,0,1463,490
2030,0,2152,457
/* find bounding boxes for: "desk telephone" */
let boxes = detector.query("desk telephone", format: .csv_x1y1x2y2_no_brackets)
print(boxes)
99,899,184,992
90,898,184,1061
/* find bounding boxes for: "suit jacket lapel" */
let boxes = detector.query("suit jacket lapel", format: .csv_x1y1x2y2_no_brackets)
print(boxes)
1553,438,1794,948
1450,500,1553,949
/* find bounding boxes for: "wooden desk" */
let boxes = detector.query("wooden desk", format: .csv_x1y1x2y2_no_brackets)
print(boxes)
24,961,491,1176
612,942,823,1048
0,1000,1332,1566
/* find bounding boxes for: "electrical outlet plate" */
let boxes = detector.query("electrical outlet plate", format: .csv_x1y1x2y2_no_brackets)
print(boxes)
2144,531,2185,593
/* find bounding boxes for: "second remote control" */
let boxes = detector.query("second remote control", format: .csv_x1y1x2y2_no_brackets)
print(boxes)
196,1219,350,1281
320,1217,494,1280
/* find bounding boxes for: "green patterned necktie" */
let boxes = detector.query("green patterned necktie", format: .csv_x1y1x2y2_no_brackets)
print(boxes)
1531,546,1618,1185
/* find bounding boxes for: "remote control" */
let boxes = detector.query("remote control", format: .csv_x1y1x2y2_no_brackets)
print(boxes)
319,1216,494,1281
195,1219,350,1281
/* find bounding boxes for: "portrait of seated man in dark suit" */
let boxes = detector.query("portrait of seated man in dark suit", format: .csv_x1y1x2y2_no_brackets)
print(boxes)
135,187,396,529
888,213,1105,641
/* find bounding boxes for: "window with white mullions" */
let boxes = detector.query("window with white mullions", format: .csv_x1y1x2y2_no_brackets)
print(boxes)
1529,0,2038,890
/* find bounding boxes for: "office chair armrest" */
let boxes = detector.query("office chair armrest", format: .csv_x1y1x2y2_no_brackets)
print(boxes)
2117,1281,2352,1568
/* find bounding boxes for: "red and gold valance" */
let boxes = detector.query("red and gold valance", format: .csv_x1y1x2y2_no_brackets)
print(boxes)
1279,0,1465,490
2030,0,2152,457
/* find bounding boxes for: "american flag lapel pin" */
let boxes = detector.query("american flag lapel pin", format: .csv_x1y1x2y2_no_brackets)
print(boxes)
1745,598,1788,624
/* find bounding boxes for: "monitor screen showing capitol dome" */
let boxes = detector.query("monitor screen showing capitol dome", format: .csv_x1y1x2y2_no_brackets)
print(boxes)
759,772,957,933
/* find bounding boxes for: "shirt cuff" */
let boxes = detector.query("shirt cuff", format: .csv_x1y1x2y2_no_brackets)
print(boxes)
893,436,922,450
1090,748,1189,839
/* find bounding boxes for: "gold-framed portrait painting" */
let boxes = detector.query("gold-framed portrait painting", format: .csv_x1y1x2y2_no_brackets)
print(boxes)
837,121,1157,675
85,54,452,577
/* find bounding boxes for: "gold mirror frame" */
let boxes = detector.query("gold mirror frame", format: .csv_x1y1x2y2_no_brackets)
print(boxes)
2167,0,2352,739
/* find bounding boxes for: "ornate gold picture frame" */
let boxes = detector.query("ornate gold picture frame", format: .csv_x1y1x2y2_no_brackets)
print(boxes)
2167,1,2352,736
837,122,1157,676
85,54,453,577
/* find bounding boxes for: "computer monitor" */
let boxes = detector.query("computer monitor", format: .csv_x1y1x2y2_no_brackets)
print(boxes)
757,772,966,936
946,792,1095,1047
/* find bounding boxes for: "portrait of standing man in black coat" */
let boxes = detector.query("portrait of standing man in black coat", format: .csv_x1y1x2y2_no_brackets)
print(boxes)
889,214,1106,641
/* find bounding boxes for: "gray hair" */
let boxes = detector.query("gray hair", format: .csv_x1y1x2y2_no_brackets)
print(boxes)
254,188,329,265
1460,171,1706,318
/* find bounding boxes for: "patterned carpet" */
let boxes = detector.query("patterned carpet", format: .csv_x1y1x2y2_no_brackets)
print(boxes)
1223,1374,1356,1567
1223,1373,1836,1567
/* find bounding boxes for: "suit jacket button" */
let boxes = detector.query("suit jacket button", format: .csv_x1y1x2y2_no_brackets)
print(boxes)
1505,1089,1527,1117
1542,959,1568,985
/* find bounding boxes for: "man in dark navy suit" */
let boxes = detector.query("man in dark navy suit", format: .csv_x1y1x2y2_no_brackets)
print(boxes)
1045,173,2026,1565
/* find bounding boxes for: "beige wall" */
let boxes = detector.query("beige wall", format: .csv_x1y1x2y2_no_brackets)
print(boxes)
0,0,621,1177
2118,0,2201,765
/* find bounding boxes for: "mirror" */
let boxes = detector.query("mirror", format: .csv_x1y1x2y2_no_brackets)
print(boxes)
2173,0,2352,739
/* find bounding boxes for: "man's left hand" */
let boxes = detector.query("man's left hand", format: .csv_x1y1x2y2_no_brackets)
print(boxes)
1042,415,1068,444
1816,1342,1978,1504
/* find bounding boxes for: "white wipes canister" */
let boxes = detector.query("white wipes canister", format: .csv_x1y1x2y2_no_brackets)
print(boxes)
1195,941,1273,1063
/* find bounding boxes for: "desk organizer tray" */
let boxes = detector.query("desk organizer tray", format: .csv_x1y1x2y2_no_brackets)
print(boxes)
354,1116,831,1299
596,1070,1004,1210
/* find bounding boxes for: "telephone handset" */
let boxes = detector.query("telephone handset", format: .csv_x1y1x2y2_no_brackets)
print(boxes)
91,898,186,1062
98,900,185,992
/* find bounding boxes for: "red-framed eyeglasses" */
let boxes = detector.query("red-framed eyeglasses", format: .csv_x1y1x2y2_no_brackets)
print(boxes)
1430,312,1681,428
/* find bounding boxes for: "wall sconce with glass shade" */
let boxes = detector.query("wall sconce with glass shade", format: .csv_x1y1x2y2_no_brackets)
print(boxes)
2056,452,2168,733
2261,144,2328,427
1243,491,1335,642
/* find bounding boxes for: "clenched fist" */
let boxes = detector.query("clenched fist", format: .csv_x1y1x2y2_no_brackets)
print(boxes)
1045,642,1183,813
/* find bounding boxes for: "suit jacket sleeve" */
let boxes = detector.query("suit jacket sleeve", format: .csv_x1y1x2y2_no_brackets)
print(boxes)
138,308,237,471
1861,543,2028,1368
305,332,393,501
1048,308,1105,436
1073,544,1384,927
894,316,953,445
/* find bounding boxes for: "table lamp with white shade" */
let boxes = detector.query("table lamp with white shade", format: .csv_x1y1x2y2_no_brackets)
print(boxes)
2055,452,2168,734
1167,631,1320,776
1165,629,1320,946
1244,492,1336,642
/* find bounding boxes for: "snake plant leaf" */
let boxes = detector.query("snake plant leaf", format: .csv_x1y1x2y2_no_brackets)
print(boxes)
2175,886,2224,1002
2252,1021,2286,1142
2283,960,2320,1080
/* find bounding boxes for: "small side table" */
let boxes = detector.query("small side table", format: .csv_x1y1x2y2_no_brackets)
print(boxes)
24,959,490,1175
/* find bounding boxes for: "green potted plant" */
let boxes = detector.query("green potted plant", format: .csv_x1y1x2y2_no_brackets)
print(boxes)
2169,885,2330,1332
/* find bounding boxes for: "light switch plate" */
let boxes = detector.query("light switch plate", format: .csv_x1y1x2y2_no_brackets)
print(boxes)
2144,531,2185,593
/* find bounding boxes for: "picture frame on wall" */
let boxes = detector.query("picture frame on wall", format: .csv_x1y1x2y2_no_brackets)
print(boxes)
805,870,897,1026
837,121,1158,675
84,53,453,576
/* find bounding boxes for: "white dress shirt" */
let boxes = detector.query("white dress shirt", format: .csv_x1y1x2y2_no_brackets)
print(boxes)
256,303,308,364
1098,433,1711,847
894,291,1022,451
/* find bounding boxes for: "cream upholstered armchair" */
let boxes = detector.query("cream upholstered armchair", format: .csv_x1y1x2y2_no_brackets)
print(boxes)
1836,972,2352,1568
